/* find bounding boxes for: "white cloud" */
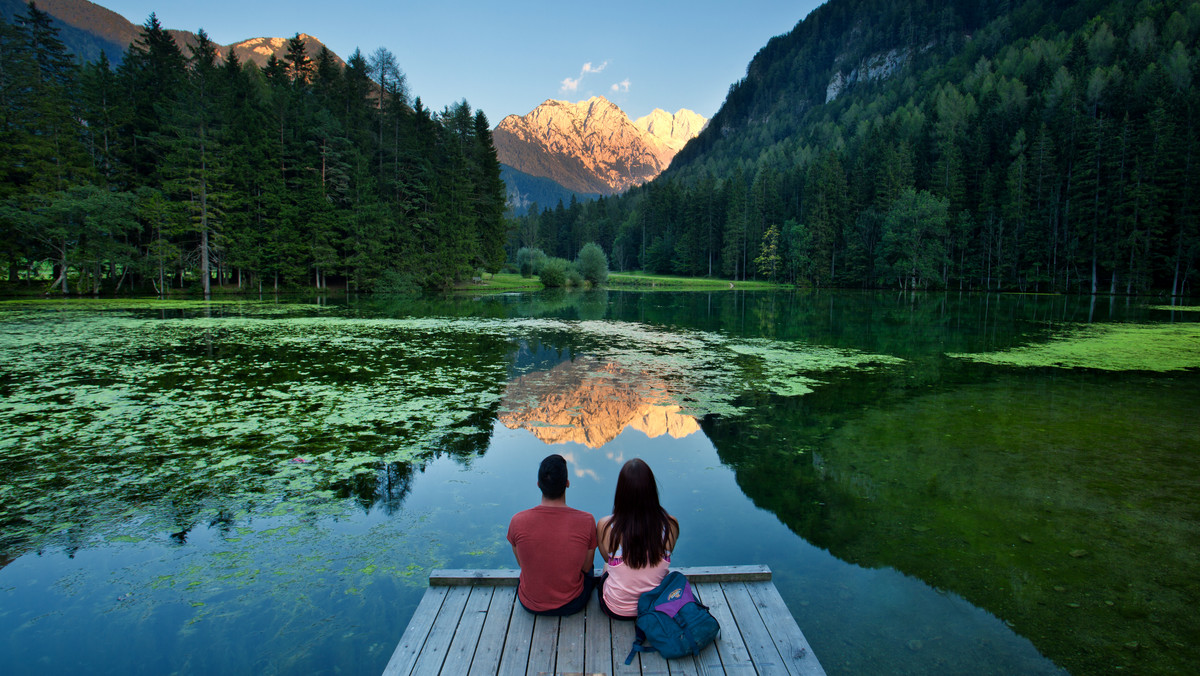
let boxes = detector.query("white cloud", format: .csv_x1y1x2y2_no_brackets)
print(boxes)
561,61,610,93
610,79,631,93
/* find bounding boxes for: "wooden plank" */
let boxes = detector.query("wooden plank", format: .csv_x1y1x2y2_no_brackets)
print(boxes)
557,601,587,673
497,595,536,676
691,583,756,676
721,581,790,676
383,586,448,676
467,586,516,676
439,586,494,675
428,565,770,587
610,616,642,676
667,652,700,676
410,585,471,675
670,565,772,583
430,569,520,586
639,645,671,675
527,614,559,675
746,581,826,676
583,589,612,676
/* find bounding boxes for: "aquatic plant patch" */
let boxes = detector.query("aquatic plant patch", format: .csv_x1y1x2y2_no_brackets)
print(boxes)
0,309,508,555
1148,304,1200,312
0,303,903,558
947,322,1200,371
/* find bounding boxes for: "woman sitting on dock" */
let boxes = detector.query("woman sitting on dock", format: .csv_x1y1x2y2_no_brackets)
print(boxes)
595,458,680,620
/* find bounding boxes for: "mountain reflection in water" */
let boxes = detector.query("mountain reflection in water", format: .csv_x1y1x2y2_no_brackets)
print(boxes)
498,356,701,448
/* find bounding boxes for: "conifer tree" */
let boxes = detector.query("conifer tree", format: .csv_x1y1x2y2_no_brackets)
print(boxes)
118,13,187,185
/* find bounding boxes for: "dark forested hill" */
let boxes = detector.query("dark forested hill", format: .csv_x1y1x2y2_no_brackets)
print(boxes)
513,0,1199,297
0,0,127,63
0,0,342,68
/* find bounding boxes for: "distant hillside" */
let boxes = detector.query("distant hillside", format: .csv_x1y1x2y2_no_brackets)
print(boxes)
500,164,600,217
1,0,342,66
0,0,127,63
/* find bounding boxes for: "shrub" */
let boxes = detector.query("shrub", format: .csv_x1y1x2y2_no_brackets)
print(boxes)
516,247,547,278
539,257,569,287
566,264,585,287
578,242,608,285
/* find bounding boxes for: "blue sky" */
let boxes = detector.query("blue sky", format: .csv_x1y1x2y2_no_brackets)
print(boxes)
97,1,825,124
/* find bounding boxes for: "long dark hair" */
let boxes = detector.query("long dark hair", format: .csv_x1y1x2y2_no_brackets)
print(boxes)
609,458,674,569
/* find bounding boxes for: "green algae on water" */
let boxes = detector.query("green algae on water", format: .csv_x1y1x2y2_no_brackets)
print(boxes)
1148,304,1200,312
727,340,905,397
948,322,1200,371
0,303,904,556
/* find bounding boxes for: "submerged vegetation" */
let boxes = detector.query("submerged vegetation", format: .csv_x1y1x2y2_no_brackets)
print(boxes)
706,366,1200,675
949,322,1200,371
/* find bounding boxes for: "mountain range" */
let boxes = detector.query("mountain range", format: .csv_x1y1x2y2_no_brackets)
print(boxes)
493,97,706,199
0,0,340,67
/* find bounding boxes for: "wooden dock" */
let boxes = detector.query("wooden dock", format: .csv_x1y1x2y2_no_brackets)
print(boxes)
383,565,825,676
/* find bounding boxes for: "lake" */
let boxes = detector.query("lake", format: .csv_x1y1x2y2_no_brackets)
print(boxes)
1,291,1197,675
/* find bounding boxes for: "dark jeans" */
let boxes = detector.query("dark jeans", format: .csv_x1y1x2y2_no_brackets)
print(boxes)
519,569,595,616
596,571,637,621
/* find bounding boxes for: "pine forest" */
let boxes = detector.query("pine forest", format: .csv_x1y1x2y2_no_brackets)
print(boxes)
0,6,507,295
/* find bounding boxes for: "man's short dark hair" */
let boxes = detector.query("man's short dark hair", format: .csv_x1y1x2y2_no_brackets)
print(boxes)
538,454,568,499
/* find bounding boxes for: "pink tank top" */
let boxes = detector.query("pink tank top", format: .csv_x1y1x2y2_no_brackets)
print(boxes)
601,544,671,617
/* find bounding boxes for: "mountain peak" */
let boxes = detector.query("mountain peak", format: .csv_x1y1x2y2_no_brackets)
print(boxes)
634,108,708,153
494,97,706,195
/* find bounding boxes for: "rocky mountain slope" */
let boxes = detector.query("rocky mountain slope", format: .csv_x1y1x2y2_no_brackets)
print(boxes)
1,0,340,66
493,96,706,196
633,107,708,153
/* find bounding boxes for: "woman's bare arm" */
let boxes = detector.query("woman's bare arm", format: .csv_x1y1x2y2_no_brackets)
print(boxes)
596,515,613,562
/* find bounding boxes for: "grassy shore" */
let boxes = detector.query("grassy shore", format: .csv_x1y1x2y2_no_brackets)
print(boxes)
452,272,542,292
606,272,785,290
458,271,788,293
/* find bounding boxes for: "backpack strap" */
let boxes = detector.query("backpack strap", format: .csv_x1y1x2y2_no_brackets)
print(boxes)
624,626,657,665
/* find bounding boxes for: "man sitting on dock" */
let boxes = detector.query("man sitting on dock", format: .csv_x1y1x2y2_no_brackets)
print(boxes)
506,454,597,616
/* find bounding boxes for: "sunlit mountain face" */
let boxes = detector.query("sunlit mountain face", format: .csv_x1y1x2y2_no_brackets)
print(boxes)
493,97,706,196
498,356,700,449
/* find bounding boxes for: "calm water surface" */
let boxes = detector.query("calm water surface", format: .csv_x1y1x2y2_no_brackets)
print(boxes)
1,291,1196,675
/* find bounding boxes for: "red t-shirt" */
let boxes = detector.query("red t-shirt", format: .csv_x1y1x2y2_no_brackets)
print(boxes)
507,505,597,611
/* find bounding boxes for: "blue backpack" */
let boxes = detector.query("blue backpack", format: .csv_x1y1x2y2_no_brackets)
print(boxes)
624,571,721,664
